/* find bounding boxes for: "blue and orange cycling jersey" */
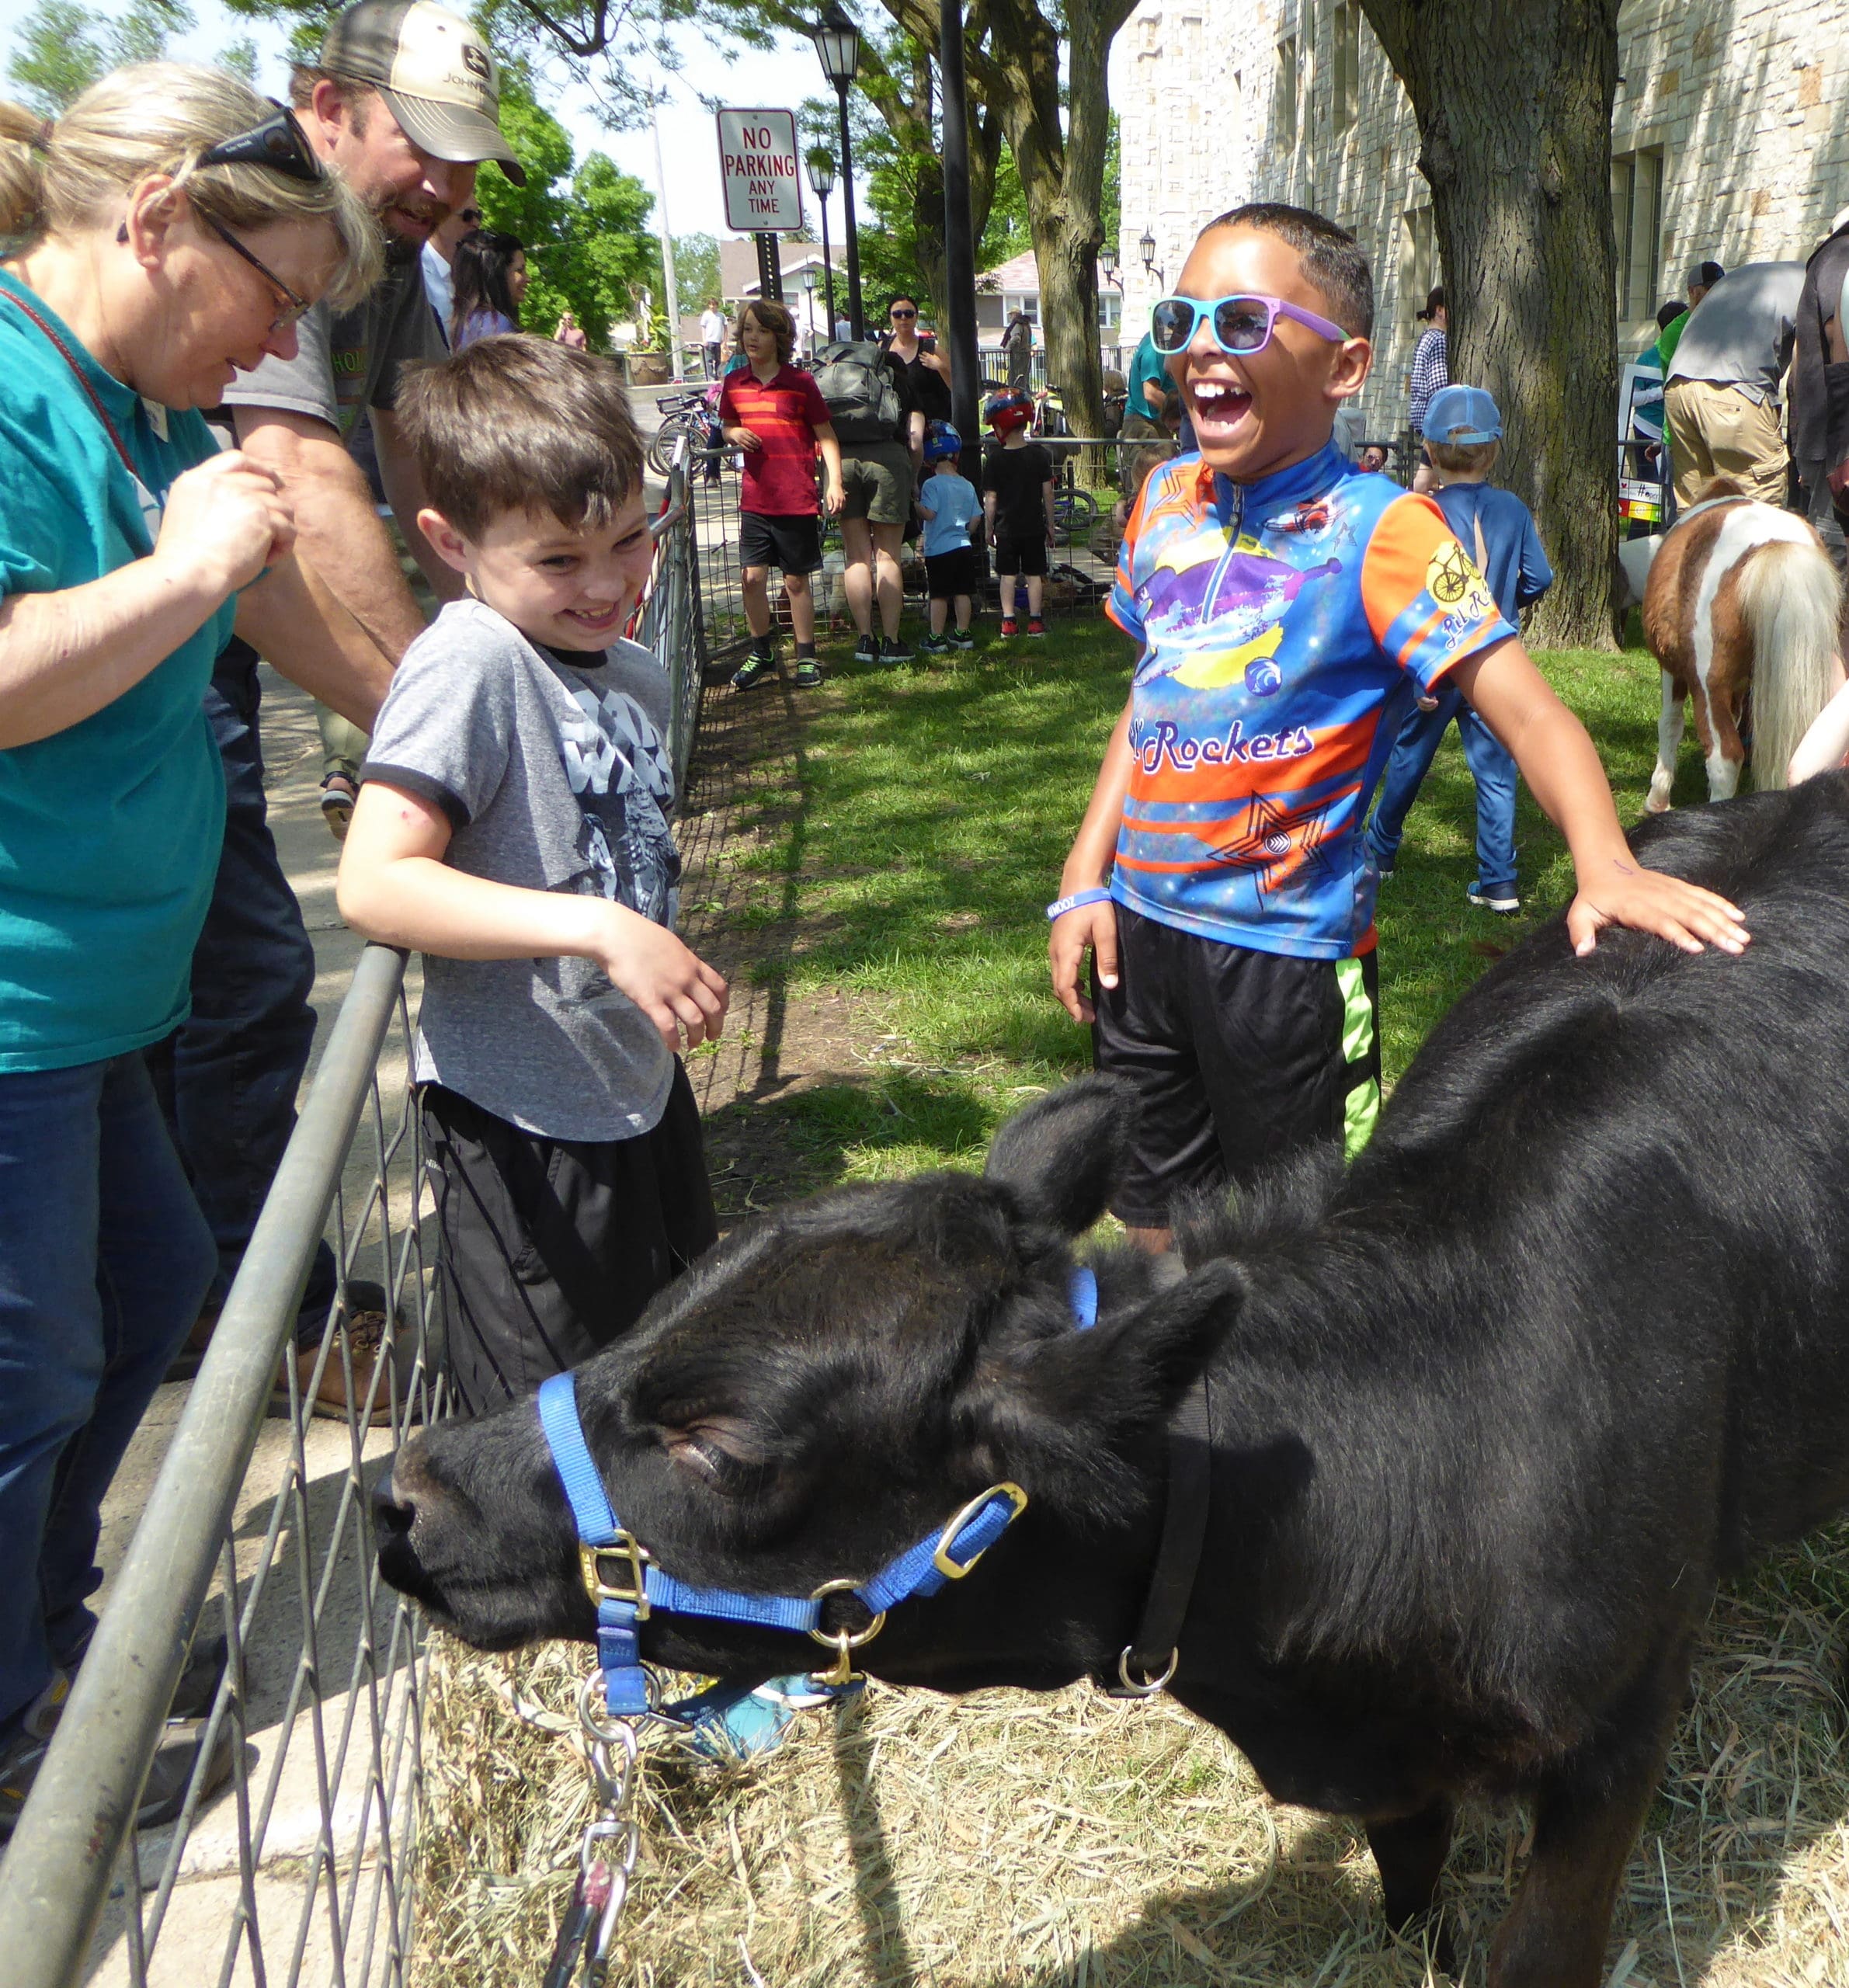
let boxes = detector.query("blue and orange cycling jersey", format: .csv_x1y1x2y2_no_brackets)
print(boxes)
1107,441,1516,961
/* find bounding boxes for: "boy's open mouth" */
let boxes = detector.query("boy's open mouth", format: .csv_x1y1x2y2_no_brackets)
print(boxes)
565,603,624,633
1188,377,1253,443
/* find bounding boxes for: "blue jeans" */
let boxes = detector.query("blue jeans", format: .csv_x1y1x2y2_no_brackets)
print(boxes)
0,1051,217,1729
145,641,336,1343
1366,686,1519,898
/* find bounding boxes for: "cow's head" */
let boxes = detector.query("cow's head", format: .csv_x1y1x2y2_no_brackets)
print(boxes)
374,1079,1239,1690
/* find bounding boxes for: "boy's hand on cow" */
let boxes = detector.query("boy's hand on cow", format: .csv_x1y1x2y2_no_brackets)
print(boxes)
592,904,730,1049
1567,859,1750,958
1050,897,1117,1024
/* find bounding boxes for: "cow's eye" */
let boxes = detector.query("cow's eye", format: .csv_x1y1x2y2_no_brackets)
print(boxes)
659,1415,766,1490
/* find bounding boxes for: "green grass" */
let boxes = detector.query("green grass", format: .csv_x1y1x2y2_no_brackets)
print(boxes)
713,621,1679,1187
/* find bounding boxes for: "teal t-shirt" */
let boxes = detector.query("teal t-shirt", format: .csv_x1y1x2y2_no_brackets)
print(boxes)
1127,333,1174,418
0,269,231,1072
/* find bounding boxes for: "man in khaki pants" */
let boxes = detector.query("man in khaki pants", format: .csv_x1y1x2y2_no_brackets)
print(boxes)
1663,262,1805,507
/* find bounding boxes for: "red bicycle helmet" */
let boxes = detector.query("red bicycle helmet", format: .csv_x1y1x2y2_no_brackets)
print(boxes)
984,387,1034,436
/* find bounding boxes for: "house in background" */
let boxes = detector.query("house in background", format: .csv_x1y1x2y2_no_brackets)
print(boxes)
1110,0,1849,436
715,236,841,349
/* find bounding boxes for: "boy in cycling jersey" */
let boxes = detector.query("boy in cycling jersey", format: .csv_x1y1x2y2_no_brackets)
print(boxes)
1048,200,1750,1249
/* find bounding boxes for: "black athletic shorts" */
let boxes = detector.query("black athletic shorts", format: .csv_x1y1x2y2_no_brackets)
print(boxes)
739,510,824,576
926,547,979,599
1090,904,1382,1229
993,533,1049,576
421,1062,718,1416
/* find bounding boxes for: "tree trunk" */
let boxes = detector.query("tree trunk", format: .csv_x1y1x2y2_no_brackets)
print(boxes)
886,0,1131,445
1360,0,1621,647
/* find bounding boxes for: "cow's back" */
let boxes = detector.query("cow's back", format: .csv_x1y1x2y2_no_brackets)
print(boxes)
1357,775,1849,1563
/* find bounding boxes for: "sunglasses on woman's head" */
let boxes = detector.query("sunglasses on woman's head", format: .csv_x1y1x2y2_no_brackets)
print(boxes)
196,105,321,186
1150,292,1350,356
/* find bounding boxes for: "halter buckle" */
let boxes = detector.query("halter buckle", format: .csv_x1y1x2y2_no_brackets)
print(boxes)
1114,1645,1179,1696
579,1533,651,1618
931,1482,1029,1580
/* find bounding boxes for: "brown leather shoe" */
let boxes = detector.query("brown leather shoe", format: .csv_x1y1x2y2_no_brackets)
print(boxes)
276,1308,393,1427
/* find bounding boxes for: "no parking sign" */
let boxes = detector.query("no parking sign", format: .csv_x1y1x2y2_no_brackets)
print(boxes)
716,109,805,232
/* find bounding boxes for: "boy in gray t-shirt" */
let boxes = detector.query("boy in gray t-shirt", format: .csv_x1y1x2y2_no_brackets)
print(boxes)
337,339,728,1415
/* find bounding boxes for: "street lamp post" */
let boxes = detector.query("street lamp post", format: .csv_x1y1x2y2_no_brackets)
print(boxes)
811,2,864,340
806,149,838,339
801,262,818,357
1101,239,1122,291
939,0,982,474
1139,228,1164,294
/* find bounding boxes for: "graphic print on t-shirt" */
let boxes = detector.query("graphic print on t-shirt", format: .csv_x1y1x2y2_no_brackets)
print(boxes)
1107,445,1514,960
558,681,679,926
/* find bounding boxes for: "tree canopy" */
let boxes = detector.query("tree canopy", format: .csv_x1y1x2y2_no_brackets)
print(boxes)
6,0,256,112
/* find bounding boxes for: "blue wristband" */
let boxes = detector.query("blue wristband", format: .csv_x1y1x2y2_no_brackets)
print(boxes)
1047,887,1114,922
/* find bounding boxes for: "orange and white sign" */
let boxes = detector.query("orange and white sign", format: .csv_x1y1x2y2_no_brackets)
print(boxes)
717,109,805,231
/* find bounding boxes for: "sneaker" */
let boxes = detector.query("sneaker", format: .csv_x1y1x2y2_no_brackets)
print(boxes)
879,636,913,666
951,629,975,649
1467,888,1521,915
793,658,823,688
319,773,356,842
731,652,777,693
1027,617,1048,638
999,617,1019,638
0,1677,234,1839
917,633,950,655
852,631,880,666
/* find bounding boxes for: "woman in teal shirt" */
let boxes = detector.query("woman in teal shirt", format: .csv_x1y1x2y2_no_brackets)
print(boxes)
0,64,377,1831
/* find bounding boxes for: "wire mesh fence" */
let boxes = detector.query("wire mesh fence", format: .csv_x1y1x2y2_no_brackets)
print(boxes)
0,446,715,1988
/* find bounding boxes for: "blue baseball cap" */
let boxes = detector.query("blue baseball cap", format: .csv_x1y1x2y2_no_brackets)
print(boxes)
1423,384,1503,445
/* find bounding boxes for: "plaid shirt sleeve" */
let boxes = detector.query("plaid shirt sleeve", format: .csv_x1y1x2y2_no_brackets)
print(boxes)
1407,329,1449,433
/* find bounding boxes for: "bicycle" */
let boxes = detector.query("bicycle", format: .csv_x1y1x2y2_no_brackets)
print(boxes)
647,386,721,477
1031,384,1100,544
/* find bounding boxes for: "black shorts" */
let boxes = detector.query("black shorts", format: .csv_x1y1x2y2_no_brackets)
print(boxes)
926,547,979,599
993,533,1049,576
421,1062,718,1416
1090,905,1382,1229
739,510,823,576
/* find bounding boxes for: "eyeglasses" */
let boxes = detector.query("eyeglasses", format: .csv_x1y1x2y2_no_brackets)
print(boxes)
890,307,916,318
1149,292,1350,356
197,211,312,335
196,105,321,186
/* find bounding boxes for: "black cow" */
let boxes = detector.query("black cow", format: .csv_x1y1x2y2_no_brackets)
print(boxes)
377,777,1849,1987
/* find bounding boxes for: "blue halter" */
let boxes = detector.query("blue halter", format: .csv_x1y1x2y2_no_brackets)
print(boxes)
537,1265,1097,1717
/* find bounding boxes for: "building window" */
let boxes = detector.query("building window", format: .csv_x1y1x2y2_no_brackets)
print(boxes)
1332,3,1360,133
1096,290,1122,332
1274,36,1298,152
1403,204,1437,319
1611,146,1665,322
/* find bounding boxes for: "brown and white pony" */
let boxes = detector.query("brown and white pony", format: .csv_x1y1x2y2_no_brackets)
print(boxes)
1642,481,1843,811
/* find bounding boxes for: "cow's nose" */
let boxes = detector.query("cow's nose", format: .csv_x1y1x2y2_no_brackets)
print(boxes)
372,1460,416,1544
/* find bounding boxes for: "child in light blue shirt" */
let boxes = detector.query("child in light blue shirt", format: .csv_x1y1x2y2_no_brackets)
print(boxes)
916,436,982,652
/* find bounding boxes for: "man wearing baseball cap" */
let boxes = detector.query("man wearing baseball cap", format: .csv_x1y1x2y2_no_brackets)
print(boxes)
165,1,526,1418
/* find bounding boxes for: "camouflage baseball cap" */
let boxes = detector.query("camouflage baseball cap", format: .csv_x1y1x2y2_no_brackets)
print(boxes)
319,1,526,184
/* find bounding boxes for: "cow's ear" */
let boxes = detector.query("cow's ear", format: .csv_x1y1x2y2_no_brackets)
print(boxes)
982,1077,1136,1236
958,1261,1241,1516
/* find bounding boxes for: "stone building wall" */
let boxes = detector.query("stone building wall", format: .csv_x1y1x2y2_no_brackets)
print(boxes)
1110,0,1849,440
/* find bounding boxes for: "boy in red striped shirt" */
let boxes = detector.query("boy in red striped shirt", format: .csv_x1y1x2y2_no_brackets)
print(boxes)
718,301,843,690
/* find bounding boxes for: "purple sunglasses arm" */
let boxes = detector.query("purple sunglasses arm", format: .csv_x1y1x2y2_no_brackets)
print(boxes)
1275,298,1352,343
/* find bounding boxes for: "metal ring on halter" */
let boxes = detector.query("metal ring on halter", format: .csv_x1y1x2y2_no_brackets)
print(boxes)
805,1576,887,1653
577,1666,657,1740
1115,1645,1179,1695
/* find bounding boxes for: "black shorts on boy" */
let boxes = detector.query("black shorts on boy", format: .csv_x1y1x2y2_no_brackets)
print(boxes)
993,535,1049,577
422,1064,717,1416
738,511,824,575
926,547,980,599
1091,907,1381,1228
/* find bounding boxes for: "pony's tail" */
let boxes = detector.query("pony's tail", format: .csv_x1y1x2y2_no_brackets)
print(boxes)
1739,536,1844,791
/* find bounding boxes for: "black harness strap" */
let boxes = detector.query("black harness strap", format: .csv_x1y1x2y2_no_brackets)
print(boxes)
1103,1369,1212,1696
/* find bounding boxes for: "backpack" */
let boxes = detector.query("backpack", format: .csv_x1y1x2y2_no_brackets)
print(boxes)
813,340,902,443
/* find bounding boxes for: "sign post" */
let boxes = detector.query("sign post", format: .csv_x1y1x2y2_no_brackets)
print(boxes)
718,108,804,314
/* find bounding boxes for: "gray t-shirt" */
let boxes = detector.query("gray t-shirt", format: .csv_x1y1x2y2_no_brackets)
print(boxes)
221,244,443,440
361,599,681,1142
1667,262,1806,403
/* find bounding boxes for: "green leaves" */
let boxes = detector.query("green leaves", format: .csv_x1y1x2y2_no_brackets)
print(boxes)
6,0,199,113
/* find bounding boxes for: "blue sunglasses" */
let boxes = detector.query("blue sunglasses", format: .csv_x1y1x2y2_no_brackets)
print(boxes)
1150,292,1351,356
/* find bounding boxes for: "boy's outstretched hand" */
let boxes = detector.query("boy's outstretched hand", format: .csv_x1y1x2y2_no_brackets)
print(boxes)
1050,897,1118,1024
592,904,730,1049
1566,856,1749,958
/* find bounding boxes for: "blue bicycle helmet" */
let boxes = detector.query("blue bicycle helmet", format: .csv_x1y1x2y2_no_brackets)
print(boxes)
923,421,964,463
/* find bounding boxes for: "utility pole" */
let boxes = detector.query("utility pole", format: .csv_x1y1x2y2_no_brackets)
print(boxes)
939,0,981,474
652,95,683,381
